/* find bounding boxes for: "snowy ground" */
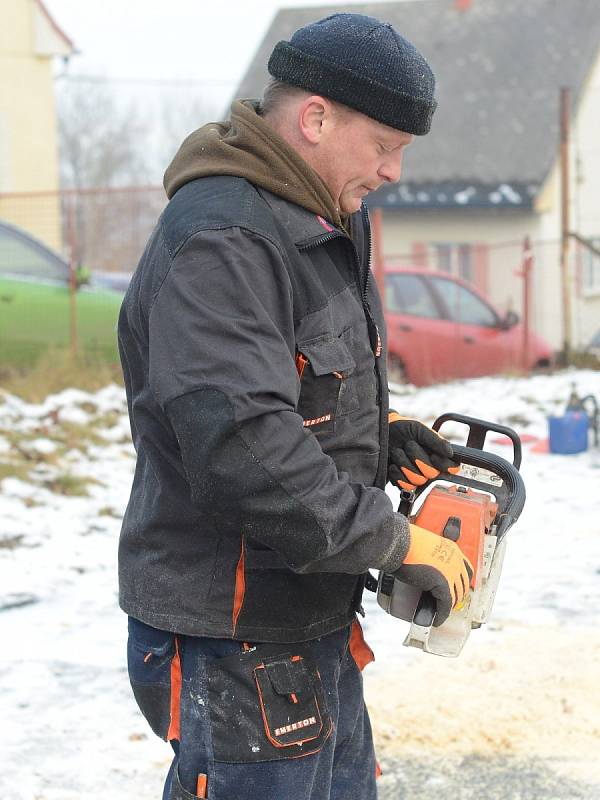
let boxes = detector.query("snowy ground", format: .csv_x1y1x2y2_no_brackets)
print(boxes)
1,370,600,799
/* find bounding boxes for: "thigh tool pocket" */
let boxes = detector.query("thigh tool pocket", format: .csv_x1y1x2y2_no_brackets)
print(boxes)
127,617,178,741
207,646,332,763
296,335,357,432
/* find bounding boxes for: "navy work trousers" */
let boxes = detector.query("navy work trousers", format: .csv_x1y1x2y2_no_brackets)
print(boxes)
127,617,378,800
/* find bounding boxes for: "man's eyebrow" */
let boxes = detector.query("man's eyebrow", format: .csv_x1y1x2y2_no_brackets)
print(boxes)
380,136,412,150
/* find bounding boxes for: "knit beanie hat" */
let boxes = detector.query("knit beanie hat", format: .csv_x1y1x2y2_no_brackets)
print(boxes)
268,13,436,136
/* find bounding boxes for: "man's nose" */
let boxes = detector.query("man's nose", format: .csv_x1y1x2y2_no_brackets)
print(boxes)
378,153,404,184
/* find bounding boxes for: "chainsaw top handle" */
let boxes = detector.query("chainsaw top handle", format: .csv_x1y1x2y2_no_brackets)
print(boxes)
398,414,526,540
400,443,526,541
448,444,525,540
433,412,522,469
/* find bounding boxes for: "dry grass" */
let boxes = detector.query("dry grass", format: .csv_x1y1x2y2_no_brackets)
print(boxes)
54,421,111,451
0,348,123,403
40,472,98,496
0,461,32,483
569,350,600,370
0,534,25,550
0,350,123,498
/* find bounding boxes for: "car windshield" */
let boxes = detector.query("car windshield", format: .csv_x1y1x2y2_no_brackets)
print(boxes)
0,226,67,282
385,273,441,318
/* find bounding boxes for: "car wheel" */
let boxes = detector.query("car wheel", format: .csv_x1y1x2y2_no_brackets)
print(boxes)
532,358,551,374
387,355,408,384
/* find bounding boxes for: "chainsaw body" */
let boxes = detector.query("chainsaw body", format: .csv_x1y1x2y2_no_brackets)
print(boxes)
377,414,526,658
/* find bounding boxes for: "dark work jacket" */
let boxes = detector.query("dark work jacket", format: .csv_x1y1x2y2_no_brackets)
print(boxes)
118,176,409,643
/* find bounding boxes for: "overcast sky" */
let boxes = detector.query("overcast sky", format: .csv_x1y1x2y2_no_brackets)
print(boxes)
44,1,418,180
44,0,412,96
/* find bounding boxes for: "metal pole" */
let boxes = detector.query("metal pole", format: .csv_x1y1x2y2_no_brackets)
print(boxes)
68,195,78,355
521,236,533,370
560,87,572,363
370,207,385,304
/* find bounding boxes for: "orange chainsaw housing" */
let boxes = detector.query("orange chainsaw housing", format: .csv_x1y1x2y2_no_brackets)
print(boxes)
413,485,498,590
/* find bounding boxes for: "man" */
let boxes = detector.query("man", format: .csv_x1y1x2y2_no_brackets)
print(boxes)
118,13,472,800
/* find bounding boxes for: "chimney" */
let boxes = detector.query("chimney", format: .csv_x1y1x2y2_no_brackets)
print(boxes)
455,0,472,10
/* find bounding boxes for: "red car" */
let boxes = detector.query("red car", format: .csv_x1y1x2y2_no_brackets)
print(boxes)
384,267,553,386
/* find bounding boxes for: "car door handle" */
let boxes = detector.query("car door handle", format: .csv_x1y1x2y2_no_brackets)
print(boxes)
397,323,413,332
463,336,475,344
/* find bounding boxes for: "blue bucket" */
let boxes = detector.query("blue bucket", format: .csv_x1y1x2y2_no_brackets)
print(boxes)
548,412,589,454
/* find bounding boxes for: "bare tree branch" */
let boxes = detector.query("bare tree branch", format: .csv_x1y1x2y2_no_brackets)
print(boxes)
57,80,150,189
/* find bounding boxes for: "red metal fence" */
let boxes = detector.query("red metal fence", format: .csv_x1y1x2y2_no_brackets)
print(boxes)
1,186,598,366
374,231,599,356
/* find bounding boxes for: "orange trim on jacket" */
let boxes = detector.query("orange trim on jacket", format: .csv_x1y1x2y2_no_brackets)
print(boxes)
295,352,308,379
232,538,246,635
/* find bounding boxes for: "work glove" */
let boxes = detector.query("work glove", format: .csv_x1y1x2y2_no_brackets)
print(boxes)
388,412,461,491
395,524,474,626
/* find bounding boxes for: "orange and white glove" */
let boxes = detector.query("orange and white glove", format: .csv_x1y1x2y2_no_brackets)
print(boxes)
394,524,474,626
388,412,460,491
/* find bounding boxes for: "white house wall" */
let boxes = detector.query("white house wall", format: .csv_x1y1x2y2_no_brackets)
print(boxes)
533,159,562,352
571,44,600,346
533,47,600,350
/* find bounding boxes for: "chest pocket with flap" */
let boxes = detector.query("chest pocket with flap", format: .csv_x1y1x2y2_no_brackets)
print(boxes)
295,336,359,432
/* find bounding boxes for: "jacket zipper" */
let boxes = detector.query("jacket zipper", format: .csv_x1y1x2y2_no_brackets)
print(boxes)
298,214,377,360
299,210,387,461
361,204,372,302
299,223,370,299
300,211,388,614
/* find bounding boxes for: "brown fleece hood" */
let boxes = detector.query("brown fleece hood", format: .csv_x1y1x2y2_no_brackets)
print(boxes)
163,100,345,229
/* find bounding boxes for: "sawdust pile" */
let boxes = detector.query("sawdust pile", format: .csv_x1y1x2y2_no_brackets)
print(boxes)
365,624,600,779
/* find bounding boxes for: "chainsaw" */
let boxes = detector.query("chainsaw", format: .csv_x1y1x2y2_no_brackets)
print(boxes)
377,413,526,658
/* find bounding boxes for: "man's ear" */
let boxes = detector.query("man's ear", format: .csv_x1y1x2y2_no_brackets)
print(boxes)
298,96,330,144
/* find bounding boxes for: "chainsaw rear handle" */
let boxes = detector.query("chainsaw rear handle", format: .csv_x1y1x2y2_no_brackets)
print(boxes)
413,592,438,629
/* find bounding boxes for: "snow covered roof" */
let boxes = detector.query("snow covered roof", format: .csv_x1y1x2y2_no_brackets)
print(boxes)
364,180,538,211
234,0,600,209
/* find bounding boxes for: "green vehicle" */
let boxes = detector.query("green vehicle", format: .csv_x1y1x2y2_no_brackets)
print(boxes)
0,220,127,367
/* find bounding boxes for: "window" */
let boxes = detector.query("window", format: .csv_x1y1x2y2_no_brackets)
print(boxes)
432,242,473,282
385,273,441,318
582,239,600,294
430,276,498,327
435,243,452,272
457,244,473,282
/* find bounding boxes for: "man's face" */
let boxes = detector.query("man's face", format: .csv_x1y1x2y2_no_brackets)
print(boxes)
317,108,414,214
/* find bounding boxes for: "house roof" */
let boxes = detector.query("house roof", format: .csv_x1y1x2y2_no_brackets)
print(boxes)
234,0,600,209
34,0,75,54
